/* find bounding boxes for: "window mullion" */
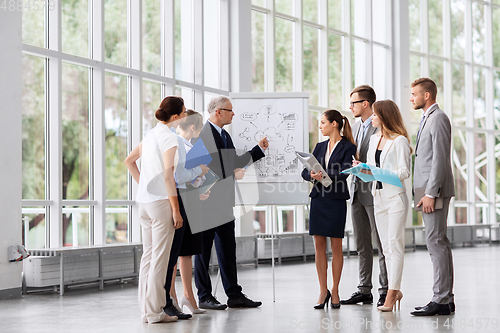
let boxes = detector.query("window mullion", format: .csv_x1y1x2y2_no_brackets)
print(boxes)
266,0,275,92
343,0,351,108
293,0,303,92
47,0,63,248
319,0,328,107
421,0,429,75
194,0,204,88
485,2,496,225
91,0,105,246
366,0,373,85
220,0,230,91
464,0,476,224
130,0,142,242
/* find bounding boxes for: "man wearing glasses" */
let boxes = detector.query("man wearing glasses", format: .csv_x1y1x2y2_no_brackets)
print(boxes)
341,85,389,307
194,96,268,310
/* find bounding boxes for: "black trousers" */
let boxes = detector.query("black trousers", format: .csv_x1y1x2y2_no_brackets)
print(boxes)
194,221,243,301
163,190,186,309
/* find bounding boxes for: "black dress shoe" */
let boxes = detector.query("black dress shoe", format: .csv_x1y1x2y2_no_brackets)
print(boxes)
164,305,192,319
377,294,387,307
227,294,262,308
415,301,455,313
449,302,455,313
410,302,451,316
340,291,373,305
199,296,228,310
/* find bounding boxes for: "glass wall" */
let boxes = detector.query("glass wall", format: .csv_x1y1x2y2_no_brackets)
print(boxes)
22,0,230,247
21,1,500,245
251,0,392,232
410,0,500,225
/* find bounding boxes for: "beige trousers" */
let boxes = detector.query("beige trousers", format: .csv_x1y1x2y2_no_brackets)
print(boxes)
138,200,175,323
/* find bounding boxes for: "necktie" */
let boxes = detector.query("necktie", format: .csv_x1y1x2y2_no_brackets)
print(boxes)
417,114,425,140
356,125,365,148
221,129,228,148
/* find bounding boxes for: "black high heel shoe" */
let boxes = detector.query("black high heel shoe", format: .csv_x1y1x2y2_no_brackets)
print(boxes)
314,290,331,309
331,294,341,309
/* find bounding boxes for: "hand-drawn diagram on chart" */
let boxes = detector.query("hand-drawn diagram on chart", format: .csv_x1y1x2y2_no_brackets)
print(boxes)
231,98,305,183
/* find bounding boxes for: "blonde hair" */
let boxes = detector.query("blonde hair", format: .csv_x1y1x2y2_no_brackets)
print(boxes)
372,100,413,153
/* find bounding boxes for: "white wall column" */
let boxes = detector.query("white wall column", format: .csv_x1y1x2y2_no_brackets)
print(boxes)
228,0,252,92
0,9,23,299
392,0,412,227
293,0,304,93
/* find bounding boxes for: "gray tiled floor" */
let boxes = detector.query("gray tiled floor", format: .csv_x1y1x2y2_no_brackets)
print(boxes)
1,245,499,333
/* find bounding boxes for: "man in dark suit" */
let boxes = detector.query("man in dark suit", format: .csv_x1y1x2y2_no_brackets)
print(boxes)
341,85,388,307
410,78,455,316
194,96,268,310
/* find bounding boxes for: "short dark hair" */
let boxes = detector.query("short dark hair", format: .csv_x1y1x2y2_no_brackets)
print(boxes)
411,78,438,100
350,85,376,106
155,96,184,122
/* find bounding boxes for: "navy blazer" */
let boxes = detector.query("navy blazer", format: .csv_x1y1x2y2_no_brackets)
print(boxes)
197,121,265,224
301,138,357,200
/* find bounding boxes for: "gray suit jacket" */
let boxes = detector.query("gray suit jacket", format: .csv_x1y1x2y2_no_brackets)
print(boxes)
413,104,455,198
349,120,379,205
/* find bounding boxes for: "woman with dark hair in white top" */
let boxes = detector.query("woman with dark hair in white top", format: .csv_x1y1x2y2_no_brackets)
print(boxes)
124,96,186,324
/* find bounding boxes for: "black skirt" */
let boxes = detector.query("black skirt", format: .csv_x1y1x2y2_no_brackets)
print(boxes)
178,186,203,256
178,220,202,256
309,195,347,238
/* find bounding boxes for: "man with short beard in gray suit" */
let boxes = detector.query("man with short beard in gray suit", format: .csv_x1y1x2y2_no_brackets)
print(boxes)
341,85,388,307
409,78,455,316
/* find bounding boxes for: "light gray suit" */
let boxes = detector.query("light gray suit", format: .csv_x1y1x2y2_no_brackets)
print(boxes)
350,120,388,296
414,104,455,304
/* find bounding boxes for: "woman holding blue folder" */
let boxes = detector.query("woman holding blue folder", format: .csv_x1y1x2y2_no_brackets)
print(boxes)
301,109,357,309
168,110,210,315
362,100,411,312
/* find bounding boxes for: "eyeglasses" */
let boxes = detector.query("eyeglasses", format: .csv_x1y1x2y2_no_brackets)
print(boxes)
350,100,367,107
219,108,233,112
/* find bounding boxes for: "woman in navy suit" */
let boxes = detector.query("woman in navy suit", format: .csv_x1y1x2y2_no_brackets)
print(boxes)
301,109,357,309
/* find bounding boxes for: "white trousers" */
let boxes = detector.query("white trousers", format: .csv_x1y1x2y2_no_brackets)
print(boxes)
138,200,175,323
373,190,409,290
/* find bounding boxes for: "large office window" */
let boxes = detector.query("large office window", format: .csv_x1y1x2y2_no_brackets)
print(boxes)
252,0,392,232
22,0,230,247
252,0,391,113
410,0,500,225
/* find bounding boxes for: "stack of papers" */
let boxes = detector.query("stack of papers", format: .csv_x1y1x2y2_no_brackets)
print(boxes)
341,163,402,187
295,151,333,187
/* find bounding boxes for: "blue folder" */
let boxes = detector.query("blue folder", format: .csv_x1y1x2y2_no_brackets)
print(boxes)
185,139,212,169
341,163,402,187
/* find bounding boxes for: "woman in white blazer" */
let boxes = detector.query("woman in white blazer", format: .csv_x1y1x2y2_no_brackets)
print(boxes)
364,100,411,312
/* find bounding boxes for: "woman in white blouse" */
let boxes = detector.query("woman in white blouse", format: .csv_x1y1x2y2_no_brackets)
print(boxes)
364,100,412,312
124,96,186,324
